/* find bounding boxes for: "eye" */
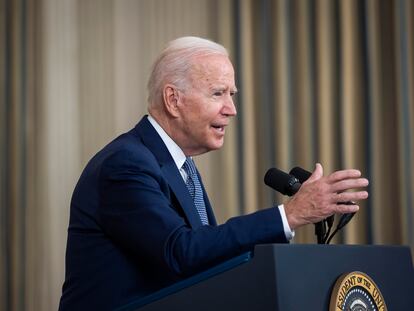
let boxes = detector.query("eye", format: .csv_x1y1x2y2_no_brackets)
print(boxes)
230,91,236,97
213,91,223,96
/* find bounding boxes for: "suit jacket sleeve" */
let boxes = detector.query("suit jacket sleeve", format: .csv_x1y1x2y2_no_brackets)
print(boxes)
98,148,288,278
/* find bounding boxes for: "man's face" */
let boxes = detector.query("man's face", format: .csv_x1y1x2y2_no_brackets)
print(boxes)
175,54,237,156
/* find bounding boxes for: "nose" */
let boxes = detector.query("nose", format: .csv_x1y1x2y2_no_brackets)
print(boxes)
222,96,237,117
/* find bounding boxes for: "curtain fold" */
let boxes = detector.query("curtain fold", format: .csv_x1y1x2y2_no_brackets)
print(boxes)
1,0,413,310
229,0,413,247
1,0,30,309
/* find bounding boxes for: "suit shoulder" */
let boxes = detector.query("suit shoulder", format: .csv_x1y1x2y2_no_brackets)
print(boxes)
100,132,159,170
79,131,159,179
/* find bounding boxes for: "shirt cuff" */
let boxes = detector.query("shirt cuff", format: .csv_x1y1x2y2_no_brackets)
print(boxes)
278,204,295,240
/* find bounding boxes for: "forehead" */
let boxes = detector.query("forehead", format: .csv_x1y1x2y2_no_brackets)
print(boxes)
189,54,235,86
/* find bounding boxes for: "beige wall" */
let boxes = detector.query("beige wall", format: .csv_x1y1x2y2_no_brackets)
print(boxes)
1,1,413,310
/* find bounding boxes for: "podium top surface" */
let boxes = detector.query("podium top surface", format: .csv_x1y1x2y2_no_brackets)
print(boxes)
117,244,414,311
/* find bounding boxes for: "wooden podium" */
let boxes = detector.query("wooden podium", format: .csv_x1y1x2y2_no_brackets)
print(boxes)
116,244,414,310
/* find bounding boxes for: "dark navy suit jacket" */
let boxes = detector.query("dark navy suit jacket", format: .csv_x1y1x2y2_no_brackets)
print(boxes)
59,116,288,310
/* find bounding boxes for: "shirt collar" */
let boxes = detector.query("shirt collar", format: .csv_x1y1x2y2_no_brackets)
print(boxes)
147,115,187,170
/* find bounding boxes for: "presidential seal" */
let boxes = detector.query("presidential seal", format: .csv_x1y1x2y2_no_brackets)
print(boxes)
329,271,387,311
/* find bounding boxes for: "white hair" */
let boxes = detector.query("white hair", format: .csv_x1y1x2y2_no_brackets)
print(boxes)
147,36,229,107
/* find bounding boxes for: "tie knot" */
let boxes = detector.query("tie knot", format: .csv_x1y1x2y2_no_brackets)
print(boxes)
183,157,197,176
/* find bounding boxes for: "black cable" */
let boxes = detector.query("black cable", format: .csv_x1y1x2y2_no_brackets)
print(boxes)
322,215,335,243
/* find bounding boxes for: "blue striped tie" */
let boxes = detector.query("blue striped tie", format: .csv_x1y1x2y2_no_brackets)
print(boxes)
182,158,209,225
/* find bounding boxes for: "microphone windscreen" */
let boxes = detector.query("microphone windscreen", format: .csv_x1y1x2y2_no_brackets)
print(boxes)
289,166,312,183
264,168,298,196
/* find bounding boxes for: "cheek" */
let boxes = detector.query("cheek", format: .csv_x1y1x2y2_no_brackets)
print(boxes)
200,102,222,122
189,108,214,126
182,96,221,128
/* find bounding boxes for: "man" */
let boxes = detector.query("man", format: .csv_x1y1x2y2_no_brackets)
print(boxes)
59,36,368,310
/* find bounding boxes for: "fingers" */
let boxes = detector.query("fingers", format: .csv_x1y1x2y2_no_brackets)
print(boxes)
307,166,365,187
307,163,323,183
336,202,360,214
332,190,369,203
285,164,369,229
326,169,362,183
331,178,369,193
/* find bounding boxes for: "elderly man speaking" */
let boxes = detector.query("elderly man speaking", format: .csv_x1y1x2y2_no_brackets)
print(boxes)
59,37,368,310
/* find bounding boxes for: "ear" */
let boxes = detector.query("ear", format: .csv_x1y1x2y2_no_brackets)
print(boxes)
162,84,181,118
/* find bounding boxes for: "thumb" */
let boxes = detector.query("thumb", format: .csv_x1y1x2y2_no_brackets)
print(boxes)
306,163,323,183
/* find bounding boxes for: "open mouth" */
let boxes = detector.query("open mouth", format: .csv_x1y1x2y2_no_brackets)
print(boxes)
211,125,225,132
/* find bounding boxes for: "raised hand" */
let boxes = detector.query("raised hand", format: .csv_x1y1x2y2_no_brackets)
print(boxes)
284,163,369,230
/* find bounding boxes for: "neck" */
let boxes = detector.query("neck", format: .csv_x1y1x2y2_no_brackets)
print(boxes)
149,109,172,135
148,107,206,157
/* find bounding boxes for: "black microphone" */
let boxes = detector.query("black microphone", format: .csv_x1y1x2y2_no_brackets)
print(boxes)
289,166,312,182
264,168,301,196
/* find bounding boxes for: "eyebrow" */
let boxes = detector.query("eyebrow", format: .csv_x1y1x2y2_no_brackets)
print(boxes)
212,86,238,93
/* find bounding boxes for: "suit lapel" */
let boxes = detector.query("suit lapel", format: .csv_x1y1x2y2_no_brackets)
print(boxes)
132,116,203,229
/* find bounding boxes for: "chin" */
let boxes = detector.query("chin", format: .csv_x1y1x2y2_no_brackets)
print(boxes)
208,139,224,151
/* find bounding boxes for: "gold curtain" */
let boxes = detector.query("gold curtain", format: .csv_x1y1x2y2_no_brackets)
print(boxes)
1,0,413,310
226,0,414,246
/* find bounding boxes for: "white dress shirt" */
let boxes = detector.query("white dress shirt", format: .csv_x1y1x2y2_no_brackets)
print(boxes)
147,115,294,240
